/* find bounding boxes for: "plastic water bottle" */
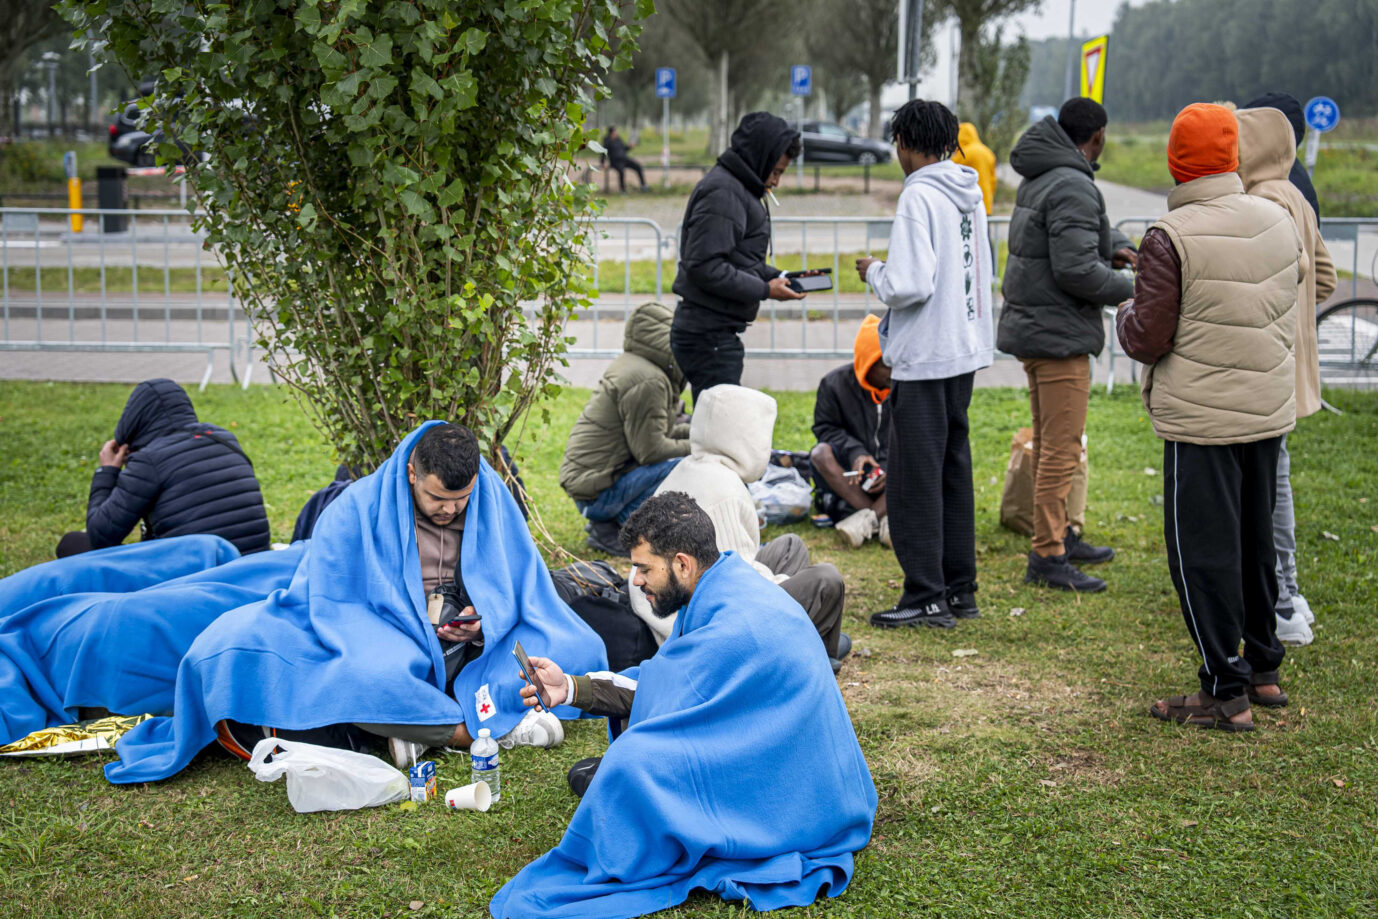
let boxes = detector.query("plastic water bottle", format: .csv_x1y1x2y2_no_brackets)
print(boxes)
470,728,500,803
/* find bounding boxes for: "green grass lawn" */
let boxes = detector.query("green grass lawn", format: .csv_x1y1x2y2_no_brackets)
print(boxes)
1,381,1376,917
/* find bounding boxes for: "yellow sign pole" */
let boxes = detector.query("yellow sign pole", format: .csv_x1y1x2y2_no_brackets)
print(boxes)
1079,35,1109,104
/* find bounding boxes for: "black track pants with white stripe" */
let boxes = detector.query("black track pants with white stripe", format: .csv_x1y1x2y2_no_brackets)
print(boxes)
1162,436,1285,701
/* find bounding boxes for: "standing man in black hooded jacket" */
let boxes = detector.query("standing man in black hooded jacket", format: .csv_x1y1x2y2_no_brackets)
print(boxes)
671,112,807,404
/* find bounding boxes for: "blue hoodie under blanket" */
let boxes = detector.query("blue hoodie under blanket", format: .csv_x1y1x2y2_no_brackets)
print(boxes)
106,422,608,783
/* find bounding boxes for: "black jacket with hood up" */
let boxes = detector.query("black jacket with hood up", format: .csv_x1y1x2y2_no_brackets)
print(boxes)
86,378,271,554
672,113,800,335
998,116,1135,359
1244,92,1322,219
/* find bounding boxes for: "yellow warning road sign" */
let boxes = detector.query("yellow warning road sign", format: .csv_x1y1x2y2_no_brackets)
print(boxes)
1080,35,1108,104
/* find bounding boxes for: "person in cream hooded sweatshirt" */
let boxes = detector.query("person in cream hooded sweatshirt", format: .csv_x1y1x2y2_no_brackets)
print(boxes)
628,384,850,670
857,99,994,629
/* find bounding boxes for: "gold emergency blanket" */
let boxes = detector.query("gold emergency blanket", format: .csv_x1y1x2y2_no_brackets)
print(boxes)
0,714,152,754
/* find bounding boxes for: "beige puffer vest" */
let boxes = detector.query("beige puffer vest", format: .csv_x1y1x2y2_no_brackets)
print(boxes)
1142,172,1301,445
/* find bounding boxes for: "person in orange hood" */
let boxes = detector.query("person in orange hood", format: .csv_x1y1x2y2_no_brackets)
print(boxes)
809,315,892,548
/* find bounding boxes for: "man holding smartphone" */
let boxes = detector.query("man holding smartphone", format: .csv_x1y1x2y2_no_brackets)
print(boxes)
671,112,806,404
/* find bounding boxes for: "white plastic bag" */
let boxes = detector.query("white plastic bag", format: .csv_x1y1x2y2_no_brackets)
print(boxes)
247,737,409,813
749,464,814,526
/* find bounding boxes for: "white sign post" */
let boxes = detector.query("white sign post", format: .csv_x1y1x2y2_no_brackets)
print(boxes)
655,68,676,187
1303,95,1340,178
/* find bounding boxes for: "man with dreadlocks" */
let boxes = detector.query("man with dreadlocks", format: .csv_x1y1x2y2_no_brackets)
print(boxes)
855,99,993,629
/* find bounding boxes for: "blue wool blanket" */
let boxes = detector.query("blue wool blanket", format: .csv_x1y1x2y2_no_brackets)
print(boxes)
0,536,301,746
490,552,877,919
107,422,608,783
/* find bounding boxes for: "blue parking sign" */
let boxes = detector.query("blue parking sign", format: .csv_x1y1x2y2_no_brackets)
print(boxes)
655,68,676,99
1304,96,1340,133
790,65,812,97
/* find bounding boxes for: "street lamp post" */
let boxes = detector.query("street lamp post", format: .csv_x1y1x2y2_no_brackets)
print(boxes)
41,51,61,138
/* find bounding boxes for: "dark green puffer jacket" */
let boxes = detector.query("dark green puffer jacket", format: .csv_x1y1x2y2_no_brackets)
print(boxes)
997,116,1135,359
559,302,691,502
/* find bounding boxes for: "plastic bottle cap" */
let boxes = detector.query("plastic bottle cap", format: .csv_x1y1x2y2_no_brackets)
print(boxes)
478,728,490,738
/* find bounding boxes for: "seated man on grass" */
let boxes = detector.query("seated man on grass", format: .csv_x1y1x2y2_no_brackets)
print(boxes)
811,314,892,548
58,378,271,558
492,492,876,919
103,422,608,783
627,384,851,672
559,303,691,556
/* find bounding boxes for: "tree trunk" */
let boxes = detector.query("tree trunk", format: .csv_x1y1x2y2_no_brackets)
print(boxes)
867,80,883,140
716,49,729,156
956,19,982,117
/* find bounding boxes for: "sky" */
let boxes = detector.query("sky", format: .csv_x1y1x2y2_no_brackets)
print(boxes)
879,0,1155,110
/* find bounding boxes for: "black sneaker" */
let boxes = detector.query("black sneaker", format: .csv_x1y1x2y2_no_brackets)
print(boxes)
948,591,981,619
1024,551,1106,592
870,600,957,629
585,519,629,557
1064,527,1115,564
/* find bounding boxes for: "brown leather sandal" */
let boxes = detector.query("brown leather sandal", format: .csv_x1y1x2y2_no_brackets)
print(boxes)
1149,690,1254,732
1246,670,1289,708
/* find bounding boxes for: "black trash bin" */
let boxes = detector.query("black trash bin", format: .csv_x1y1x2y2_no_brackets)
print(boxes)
96,165,128,233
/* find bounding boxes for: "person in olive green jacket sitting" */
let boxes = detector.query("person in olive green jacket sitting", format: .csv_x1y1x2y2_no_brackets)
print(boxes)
560,302,691,555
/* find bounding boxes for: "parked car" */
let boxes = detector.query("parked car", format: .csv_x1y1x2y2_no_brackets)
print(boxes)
106,82,204,168
796,121,892,165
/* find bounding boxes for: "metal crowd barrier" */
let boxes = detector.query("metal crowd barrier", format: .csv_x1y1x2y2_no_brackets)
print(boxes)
4,206,1375,392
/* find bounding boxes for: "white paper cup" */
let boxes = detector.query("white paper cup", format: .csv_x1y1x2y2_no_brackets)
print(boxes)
444,782,492,812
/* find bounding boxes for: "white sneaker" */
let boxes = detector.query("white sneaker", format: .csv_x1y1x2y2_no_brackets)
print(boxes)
1275,611,1314,647
498,709,564,749
388,737,427,769
1292,593,1315,625
878,515,891,548
836,507,879,549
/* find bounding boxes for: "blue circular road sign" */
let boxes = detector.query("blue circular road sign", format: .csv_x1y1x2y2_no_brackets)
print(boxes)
1304,96,1340,133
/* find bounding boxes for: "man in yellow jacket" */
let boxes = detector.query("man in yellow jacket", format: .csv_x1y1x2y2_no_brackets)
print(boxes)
952,122,996,215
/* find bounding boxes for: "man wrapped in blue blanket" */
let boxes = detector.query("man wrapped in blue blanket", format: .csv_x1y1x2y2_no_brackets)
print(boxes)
0,536,300,747
495,492,877,919
106,422,608,783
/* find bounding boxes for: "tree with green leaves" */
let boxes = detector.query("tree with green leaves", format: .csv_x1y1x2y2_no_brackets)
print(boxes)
955,26,1030,157
60,0,649,473
805,0,937,138
658,0,792,154
0,0,66,136
935,0,1041,115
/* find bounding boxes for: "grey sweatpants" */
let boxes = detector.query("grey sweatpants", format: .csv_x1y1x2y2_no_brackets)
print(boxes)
1272,435,1301,615
757,533,846,659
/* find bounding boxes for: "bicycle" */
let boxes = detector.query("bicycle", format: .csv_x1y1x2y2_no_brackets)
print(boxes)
1315,247,1378,388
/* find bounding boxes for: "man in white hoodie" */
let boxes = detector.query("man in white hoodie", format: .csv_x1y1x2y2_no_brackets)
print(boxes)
856,100,995,629
627,385,850,671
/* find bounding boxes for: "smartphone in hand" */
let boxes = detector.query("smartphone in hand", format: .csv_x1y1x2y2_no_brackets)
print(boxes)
513,639,552,712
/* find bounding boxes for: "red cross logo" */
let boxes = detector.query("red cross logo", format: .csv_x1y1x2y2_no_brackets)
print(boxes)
480,703,491,714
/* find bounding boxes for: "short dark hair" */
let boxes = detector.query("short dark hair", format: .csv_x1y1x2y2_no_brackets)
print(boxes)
619,491,720,566
410,423,480,490
784,134,802,160
1058,97,1108,145
889,100,960,159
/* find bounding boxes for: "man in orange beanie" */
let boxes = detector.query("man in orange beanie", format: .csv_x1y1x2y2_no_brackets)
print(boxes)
810,315,892,548
1117,102,1303,733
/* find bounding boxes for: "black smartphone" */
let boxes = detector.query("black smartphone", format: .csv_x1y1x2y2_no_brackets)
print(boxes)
442,613,481,628
786,268,834,293
512,639,552,712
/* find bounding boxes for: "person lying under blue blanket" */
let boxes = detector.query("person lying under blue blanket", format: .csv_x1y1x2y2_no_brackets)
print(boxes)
494,492,877,919
0,535,299,748
105,422,609,784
